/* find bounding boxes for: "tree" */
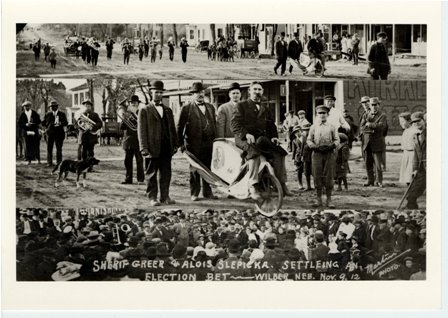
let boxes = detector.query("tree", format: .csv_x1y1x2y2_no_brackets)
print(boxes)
271,24,278,56
159,24,164,46
172,24,178,47
210,24,216,43
95,78,135,120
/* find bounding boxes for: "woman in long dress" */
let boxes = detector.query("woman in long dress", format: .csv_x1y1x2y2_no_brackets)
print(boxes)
399,112,416,184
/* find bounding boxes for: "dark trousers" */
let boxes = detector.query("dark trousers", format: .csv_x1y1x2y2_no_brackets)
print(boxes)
124,149,144,183
124,54,130,64
81,142,95,160
371,72,389,80
169,50,174,61
190,143,213,197
25,135,40,161
91,54,98,66
47,134,65,164
146,155,172,201
364,145,383,184
311,151,335,191
406,168,426,209
50,60,56,68
182,52,187,63
107,49,112,59
352,51,359,65
274,57,287,74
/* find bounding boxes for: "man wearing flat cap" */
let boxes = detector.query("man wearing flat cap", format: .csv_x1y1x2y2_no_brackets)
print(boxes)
177,81,218,201
324,95,350,133
216,82,241,138
77,99,103,170
138,81,178,206
307,105,340,208
360,97,387,187
231,81,291,199
367,32,391,80
18,100,42,165
405,111,426,209
121,95,144,185
42,100,68,167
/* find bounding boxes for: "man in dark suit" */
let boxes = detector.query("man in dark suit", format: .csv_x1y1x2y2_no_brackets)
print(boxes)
177,82,218,201
77,99,103,171
138,81,178,206
231,81,290,199
287,32,306,75
42,100,68,167
120,95,144,185
368,32,391,80
406,111,426,209
360,97,387,187
18,100,41,165
274,32,288,76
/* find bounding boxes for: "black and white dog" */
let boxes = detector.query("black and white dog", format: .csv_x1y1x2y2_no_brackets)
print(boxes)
52,157,100,188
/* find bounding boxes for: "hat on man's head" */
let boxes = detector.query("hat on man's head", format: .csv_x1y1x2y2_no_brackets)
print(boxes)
22,100,32,107
190,82,205,93
280,32,285,37
301,122,311,131
377,32,388,38
411,111,425,123
82,99,93,106
316,105,330,113
292,125,302,134
130,95,141,103
293,32,299,37
359,96,370,103
369,97,380,104
150,80,165,91
324,95,336,101
297,110,306,115
228,82,241,93
50,100,59,107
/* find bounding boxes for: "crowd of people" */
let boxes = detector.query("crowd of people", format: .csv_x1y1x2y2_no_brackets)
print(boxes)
17,80,426,210
16,207,426,281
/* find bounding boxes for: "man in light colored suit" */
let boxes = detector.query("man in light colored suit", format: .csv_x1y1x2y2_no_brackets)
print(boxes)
216,82,241,138
138,80,178,206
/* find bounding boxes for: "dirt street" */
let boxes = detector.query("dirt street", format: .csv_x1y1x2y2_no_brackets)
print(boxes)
16,27,426,80
16,137,425,211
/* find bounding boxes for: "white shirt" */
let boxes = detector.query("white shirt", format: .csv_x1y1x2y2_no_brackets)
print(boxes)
337,222,356,239
198,104,206,115
53,111,59,124
328,107,351,131
25,109,32,123
154,105,164,118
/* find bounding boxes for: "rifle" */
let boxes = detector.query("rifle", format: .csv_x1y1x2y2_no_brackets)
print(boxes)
137,79,149,105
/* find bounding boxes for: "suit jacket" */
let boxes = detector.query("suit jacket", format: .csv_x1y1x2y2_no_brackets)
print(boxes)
287,39,303,60
327,221,341,237
275,40,288,60
231,99,278,156
18,110,41,134
311,243,330,261
216,101,237,138
77,111,103,145
138,104,177,157
413,129,426,171
368,42,391,74
177,102,217,155
121,116,139,151
43,110,68,138
360,110,387,152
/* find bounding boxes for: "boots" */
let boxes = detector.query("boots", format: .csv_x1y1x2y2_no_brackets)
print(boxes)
305,176,313,191
312,189,323,208
281,183,293,196
326,189,335,208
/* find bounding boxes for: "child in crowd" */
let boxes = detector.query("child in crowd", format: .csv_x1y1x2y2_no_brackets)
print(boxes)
49,48,57,69
335,133,350,191
292,123,313,191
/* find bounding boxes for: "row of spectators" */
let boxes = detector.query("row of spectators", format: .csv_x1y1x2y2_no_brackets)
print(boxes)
17,208,426,281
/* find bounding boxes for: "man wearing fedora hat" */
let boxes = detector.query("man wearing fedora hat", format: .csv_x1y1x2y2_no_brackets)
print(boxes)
43,100,68,167
367,32,391,80
77,99,103,170
405,111,426,209
138,80,178,206
307,105,340,208
216,82,242,138
360,97,387,187
231,81,291,199
18,100,42,165
120,95,145,185
177,81,218,201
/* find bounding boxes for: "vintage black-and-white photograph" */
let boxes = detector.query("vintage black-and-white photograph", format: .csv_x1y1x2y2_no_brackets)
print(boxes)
16,207,426,281
16,79,426,211
16,23,427,79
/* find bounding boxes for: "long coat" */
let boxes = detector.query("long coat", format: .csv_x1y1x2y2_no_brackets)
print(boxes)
18,110,41,135
360,110,387,152
216,101,237,138
121,113,139,151
77,111,103,145
412,129,426,171
231,99,278,158
177,102,217,155
137,104,178,158
275,40,288,60
368,42,391,75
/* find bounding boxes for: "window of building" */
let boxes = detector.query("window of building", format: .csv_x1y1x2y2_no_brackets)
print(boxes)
217,28,223,37
85,91,90,100
80,92,84,104
190,30,194,40
413,24,427,42
74,94,78,105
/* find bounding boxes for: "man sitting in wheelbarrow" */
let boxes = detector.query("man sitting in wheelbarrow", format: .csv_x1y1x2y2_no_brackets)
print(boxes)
231,81,292,200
